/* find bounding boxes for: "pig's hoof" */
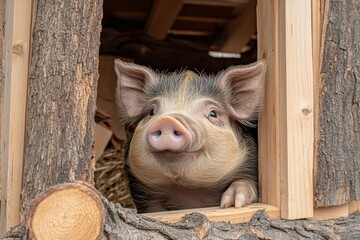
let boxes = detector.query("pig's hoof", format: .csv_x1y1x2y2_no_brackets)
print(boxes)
220,180,256,208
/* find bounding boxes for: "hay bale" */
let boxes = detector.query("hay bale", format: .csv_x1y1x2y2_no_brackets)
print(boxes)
94,142,135,209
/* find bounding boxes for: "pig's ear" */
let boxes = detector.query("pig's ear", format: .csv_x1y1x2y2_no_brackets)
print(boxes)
219,60,266,121
114,59,156,118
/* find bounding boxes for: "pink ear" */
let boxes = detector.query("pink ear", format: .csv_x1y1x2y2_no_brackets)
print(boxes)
219,60,266,121
114,59,155,118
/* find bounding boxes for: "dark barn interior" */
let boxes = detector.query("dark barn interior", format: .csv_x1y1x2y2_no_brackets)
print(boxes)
94,0,258,209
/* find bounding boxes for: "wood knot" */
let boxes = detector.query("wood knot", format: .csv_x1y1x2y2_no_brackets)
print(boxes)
301,108,311,115
13,44,24,56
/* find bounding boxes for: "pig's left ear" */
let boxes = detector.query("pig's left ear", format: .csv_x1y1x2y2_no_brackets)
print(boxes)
218,60,266,121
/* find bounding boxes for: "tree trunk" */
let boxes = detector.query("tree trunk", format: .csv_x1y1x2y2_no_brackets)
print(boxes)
315,0,360,207
21,0,103,216
4,182,360,240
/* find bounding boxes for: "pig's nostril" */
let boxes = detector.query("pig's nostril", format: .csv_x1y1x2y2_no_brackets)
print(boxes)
174,131,182,136
154,130,161,136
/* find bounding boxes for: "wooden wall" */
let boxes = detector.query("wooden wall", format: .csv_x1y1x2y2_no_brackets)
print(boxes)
0,1,5,224
21,0,103,216
315,0,360,207
1,1,360,235
1,0,33,234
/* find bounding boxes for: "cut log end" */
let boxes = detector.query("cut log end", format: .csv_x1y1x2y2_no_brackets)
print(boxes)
27,182,104,240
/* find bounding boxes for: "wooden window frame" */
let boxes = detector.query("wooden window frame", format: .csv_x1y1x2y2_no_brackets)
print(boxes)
2,0,360,236
0,0,34,234
145,0,315,222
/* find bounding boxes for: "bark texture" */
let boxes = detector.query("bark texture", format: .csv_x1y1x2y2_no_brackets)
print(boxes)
315,0,360,207
4,182,360,240
21,0,103,215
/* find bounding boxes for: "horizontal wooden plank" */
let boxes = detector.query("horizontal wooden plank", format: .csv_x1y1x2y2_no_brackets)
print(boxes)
184,0,249,7
168,29,214,36
143,204,280,223
313,201,360,220
177,15,228,23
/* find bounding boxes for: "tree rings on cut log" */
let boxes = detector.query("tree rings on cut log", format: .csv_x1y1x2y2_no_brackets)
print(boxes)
27,182,104,240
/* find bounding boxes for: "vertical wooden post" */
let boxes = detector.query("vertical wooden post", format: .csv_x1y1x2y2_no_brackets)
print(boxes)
257,0,281,209
315,0,360,207
0,0,5,234
278,0,314,219
0,0,34,235
21,0,103,216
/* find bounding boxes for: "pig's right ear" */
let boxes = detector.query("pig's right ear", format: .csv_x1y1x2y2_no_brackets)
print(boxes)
114,59,155,118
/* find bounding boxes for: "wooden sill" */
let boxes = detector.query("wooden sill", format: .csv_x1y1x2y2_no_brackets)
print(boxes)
143,203,280,223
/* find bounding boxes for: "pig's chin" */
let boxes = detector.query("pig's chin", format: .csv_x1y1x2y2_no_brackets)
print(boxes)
151,150,201,163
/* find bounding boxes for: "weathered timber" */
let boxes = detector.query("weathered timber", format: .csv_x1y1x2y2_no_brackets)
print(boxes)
3,182,360,239
21,0,103,216
0,0,5,205
315,0,360,207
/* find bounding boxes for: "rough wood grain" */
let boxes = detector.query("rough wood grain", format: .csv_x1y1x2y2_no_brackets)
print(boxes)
315,0,360,207
21,0,103,216
0,0,5,206
27,183,104,240
4,182,360,240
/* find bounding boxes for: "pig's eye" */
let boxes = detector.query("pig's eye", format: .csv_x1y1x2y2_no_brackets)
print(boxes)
209,110,217,118
149,108,155,116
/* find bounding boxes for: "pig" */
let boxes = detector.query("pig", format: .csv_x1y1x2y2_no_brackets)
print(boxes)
114,59,266,213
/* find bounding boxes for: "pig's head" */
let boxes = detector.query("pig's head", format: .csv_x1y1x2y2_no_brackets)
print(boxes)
115,60,266,189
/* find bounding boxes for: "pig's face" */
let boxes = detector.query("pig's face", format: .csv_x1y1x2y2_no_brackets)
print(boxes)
115,60,266,210
128,74,248,188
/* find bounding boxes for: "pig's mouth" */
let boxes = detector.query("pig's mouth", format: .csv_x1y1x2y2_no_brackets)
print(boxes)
152,150,202,163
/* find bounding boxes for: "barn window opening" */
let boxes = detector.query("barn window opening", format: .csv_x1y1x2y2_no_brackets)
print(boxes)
94,0,259,215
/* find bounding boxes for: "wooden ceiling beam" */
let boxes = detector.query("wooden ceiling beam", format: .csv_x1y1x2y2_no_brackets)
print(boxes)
183,0,249,7
177,16,228,23
212,0,257,53
168,29,214,36
145,0,183,40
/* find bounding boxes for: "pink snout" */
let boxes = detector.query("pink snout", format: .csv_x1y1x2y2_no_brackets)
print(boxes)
147,116,190,152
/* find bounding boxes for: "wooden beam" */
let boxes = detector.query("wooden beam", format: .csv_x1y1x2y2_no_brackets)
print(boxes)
0,0,5,216
177,16,228,23
312,0,324,193
144,203,280,223
212,0,256,53
278,0,314,219
145,0,183,40
313,201,360,220
348,201,360,213
257,0,280,209
168,29,214,36
0,0,34,235
183,0,249,7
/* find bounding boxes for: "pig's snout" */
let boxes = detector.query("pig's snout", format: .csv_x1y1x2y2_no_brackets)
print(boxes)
147,116,190,152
